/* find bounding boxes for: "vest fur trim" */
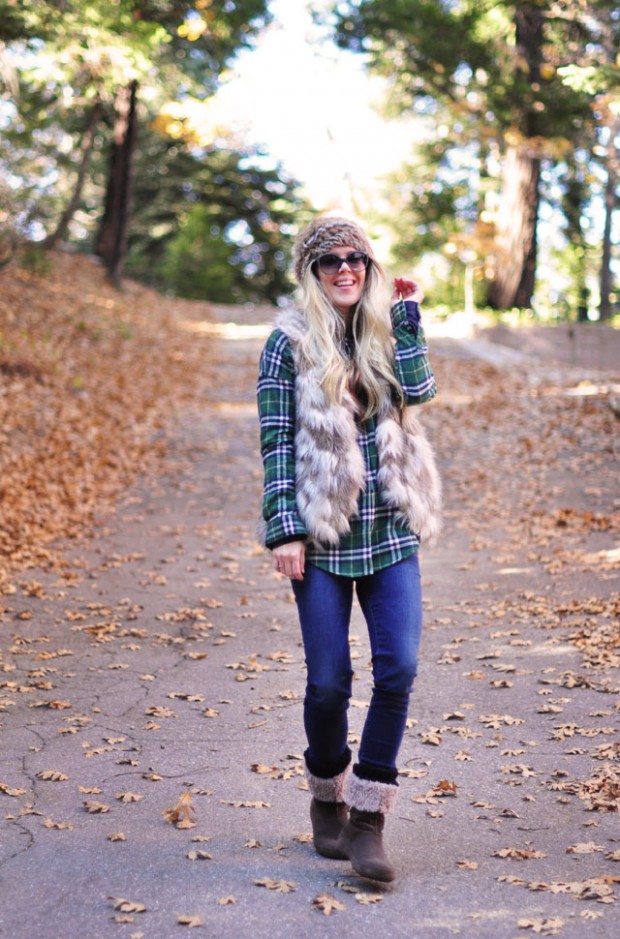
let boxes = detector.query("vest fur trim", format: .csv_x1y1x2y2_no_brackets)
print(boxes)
273,307,442,547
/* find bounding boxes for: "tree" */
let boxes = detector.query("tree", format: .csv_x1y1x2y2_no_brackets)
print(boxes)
328,1,604,310
96,82,138,287
125,131,308,303
0,0,273,282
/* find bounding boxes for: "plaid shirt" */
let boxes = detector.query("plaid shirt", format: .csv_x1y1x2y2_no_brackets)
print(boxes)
257,300,437,577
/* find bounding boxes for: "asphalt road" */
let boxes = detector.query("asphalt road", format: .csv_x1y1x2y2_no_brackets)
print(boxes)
1,309,618,938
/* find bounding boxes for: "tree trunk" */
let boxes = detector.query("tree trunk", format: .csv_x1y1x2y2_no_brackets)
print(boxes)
599,118,618,321
44,102,103,250
487,146,541,309
487,3,543,310
96,81,138,288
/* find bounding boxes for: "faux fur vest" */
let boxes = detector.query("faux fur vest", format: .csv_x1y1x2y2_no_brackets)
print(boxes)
272,308,442,547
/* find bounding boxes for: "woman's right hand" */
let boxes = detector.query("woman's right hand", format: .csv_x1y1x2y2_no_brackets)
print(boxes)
272,541,306,580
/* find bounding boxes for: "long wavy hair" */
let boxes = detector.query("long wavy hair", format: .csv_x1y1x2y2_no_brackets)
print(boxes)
297,257,403,420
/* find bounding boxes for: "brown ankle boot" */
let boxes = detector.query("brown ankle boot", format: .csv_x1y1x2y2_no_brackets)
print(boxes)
310,798,349,859
337,808,396,882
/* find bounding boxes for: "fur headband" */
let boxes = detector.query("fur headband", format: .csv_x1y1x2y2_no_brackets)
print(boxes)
293,216,374,283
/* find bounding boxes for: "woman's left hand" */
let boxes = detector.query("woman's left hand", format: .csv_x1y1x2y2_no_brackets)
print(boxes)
392,277,424,304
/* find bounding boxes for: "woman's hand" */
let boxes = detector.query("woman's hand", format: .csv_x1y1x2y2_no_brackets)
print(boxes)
392,277,424,304
272,540,306,581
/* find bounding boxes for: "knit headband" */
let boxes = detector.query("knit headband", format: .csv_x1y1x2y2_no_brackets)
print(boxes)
293,216,374,283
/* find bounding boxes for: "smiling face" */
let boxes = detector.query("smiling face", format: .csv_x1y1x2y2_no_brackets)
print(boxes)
316,245,367,316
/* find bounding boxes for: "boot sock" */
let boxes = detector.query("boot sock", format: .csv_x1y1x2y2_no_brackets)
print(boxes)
305,760,350,860
336,770,397,882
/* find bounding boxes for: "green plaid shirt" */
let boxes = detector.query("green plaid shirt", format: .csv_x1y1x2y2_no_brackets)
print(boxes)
257,301,437,577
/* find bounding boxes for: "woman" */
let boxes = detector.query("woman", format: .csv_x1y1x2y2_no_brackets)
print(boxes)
257,216,441,882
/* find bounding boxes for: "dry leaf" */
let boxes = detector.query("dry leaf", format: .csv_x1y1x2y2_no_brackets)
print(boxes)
187,850,212,861
116,792,143,804
312,893,345,915
178,915,204,928
292,833,312,844
255,878,296,893
109,898,147,914
355,893,383,904
83,801,110,813
457,859,479,870
432,779,458,797
567,842,605,854
420,730,442,746
145,705,175,719
107,832,127,842
493,847,546,860
36,770,69,782
163,790,196,829
220,800,270,809
0,783,27,797
517,916,564,935
42,818,74,830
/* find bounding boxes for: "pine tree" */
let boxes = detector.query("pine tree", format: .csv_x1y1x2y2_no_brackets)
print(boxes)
329,0,609,310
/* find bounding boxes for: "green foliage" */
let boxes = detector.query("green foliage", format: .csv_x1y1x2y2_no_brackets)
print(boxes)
0,0,291,303
124,133,308,303
327,0,620,313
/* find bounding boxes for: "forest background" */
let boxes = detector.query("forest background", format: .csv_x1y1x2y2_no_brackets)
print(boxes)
0,0,619,321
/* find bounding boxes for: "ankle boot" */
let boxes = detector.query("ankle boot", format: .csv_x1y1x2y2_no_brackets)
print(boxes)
305,758,351,860
310,798,349,859
337,808,396,882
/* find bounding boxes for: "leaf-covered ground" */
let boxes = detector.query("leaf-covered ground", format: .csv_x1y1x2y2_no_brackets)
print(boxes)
0,254,618,937
0,251,216,585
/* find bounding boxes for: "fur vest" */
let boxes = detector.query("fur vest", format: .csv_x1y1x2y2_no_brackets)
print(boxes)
269,308,442,547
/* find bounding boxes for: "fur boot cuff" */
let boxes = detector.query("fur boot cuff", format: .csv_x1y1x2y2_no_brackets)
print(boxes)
345,771,398,814
305,761,351,803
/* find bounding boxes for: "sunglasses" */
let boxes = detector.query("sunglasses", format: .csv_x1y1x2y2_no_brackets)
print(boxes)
314,251,370,274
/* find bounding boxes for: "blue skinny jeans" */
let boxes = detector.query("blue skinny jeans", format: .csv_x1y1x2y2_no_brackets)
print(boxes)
291,553,423,783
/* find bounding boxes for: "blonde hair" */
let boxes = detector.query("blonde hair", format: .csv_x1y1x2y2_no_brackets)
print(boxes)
297,258,403,420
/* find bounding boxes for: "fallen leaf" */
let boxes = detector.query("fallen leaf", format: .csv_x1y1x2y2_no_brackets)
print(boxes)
493,847,546,860
109,898,147,914
163,791,196,829
312,893,345,915
221,800,270,809
42,818,74,830
116,792,143,804
517,916,564,935
567,842,605,855
178,915,204,928
187,850,212,861
432,779,458,797
83,801,110,813
0,783,27,797
36,770,69,782
255,878,296,893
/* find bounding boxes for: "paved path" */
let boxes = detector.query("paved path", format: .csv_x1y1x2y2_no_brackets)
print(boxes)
1,309,618,938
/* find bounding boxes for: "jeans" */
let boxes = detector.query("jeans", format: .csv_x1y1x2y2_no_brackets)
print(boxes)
291,554,423,783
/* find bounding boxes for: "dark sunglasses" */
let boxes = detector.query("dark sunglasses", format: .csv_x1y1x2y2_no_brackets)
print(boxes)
314,251,370,275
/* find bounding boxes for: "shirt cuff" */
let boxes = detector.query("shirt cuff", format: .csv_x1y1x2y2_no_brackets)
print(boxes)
391,299,421,336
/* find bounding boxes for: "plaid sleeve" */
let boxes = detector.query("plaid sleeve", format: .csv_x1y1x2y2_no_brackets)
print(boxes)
391,300,437,405
257,330,307,548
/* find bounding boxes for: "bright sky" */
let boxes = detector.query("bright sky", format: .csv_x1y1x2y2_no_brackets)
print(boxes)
213,0,416,211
